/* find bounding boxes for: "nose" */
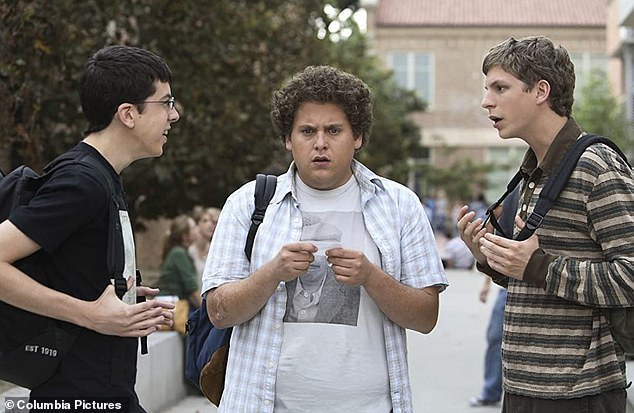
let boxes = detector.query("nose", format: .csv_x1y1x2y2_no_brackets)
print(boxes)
170,107,180,123
314,130,328,149
481,90,493,110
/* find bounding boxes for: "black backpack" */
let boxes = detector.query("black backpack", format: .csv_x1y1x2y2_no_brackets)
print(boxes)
0,152,129,389
185,173,277,406
486,134,634,355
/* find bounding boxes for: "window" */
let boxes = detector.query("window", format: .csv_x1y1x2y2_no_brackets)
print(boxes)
388,52,434,109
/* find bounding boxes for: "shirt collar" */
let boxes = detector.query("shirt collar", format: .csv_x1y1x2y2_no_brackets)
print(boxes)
272,159,385,204
520,118,583,178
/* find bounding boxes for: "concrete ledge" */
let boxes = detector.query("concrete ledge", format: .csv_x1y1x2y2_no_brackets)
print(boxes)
0,331,187,413
0,386,28,413
136,331,188,412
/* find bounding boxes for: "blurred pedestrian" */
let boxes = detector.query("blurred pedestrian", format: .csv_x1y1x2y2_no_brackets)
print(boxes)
470,172,519,408
158,214,201,333
442,229,475,269
468,193,488,221
188,206,221,283
469,277,505,407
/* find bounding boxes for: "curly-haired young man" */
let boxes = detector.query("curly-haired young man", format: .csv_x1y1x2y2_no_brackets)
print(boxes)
202,65,447,412
458,36,634,413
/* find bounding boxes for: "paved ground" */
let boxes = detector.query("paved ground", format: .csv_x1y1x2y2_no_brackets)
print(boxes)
2,268,629,413
160,268,634,412
161,268,503,413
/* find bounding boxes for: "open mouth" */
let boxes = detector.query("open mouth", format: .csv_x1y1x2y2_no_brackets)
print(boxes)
489,115,502,128
312,156,330,165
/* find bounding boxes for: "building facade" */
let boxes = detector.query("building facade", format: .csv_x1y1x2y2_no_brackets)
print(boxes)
363,0,609,203
612,0,634,123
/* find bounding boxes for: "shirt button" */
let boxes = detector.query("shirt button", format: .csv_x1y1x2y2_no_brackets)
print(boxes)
264,400,271,406
528,182,535,189
521,204,527,212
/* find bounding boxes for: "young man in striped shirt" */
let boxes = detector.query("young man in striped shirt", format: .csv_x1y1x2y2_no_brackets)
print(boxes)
458,36,634,413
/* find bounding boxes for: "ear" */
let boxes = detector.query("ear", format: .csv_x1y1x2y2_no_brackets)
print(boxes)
285,135,292,151
354,134,363,150
534,79,550,105
115,103,137,129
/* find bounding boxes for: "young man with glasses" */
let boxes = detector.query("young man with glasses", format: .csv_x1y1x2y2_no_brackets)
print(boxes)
457,36,634,413
0,45,179,411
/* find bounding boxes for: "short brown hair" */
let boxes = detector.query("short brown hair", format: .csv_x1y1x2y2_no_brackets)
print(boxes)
482,36,575,117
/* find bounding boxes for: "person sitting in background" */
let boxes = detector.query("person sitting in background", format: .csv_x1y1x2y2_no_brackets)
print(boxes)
158,215,202,315
188,206,221,284
442,230,475,269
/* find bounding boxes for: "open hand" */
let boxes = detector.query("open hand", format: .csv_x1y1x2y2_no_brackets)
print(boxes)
84,285,175,337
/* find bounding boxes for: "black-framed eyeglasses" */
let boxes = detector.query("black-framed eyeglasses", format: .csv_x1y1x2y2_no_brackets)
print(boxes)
136,96,176,110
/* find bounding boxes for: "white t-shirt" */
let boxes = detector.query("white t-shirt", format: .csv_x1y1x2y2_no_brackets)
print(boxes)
274,175,391,413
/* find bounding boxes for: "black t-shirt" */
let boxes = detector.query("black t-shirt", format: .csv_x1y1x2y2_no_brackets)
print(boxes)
10,143,142,410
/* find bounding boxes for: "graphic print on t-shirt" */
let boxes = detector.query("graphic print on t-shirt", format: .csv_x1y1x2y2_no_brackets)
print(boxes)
284,212,360,325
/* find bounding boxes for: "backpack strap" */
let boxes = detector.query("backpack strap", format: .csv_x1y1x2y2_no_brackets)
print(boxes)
244,174,277,261
515,134,629,241
484,170,523,238
498,184,521,238
136,269,148,354
44,155,127,299
67,156,145,360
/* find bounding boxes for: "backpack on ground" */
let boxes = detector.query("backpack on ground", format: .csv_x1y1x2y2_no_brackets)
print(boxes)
185,174,277,406
486,134,634,355
0,153,129,389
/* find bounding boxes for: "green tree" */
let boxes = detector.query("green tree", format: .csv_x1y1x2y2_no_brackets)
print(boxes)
573,69,634,154
316,4,427,183
1,0,327,219
1,1,426,221
318,4,493,200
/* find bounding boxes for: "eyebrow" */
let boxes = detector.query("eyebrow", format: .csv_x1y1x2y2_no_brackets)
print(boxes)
484,79,505,90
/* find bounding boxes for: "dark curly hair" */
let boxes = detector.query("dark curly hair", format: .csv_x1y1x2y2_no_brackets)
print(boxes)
270,65,373,149
482,36,575,117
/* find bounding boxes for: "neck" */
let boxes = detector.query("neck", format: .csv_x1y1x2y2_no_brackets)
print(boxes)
524,114,568,164
83,131,133,174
